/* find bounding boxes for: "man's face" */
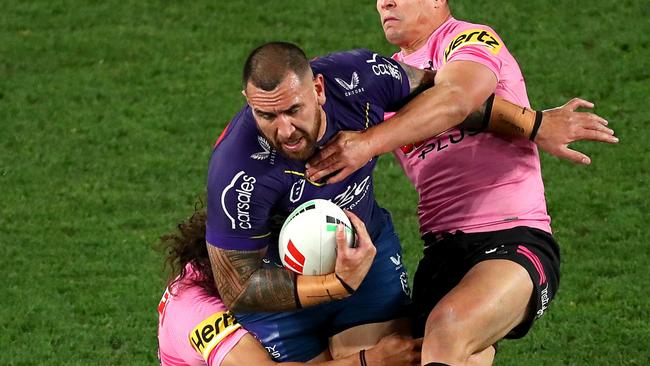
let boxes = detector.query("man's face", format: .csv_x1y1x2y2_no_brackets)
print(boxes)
245,72,326,161
376,0,433,46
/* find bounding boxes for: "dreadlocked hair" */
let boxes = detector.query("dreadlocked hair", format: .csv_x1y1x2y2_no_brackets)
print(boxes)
159,209,218,297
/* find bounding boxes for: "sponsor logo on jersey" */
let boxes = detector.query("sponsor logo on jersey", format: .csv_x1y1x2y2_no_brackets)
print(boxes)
289,179,306,203
400,271,411,297
221,171,257,230
536,283,550,318
189,311,241,361
366,53,402,82
335,72,366,97
390,253,403,270
414,128,481,160
332,175,371,210
265,344,282,359
444,29,503,62
400,140,426,155
250,136,276,165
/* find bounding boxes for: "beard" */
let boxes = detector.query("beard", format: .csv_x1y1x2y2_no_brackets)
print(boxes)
264,107,322,161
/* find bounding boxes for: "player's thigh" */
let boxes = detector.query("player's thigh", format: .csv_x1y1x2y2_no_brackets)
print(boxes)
329,318,410,359
426,259,533,350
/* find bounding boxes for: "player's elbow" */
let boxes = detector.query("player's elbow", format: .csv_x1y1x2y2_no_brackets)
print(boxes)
439,84,477,122
226,276,264,312
226,292,250,313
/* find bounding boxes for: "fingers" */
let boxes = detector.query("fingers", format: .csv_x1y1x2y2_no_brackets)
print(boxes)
584,119,614,135
576,127,619,144
344,210,373,250
306,156,340,182
306,135,343,171
307,148,335,171
307,162,345,183
335,223,347,251
584,111,609,126
345,210,365,239
563,98,594,111
323,167,354,184
558,147,591,165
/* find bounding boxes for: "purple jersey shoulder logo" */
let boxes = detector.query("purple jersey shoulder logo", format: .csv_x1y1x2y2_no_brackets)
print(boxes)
366,53,402,82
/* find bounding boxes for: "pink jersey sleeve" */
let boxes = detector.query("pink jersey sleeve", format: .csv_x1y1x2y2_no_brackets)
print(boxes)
206,328,248,366
158,265,249,366
441,25,505,81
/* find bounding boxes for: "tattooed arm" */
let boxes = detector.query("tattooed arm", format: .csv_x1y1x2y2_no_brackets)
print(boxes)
207,245,297,312
207,211,376,313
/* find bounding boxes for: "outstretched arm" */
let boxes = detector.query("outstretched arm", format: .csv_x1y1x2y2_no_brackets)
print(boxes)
306,61,617,183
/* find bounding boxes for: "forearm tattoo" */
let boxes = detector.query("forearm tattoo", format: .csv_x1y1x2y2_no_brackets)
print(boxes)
401,62,437,95
385,61,437,112
207,245,297,312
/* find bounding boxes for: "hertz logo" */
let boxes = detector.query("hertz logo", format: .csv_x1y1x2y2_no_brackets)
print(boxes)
444,29,502,62
188,311,241,361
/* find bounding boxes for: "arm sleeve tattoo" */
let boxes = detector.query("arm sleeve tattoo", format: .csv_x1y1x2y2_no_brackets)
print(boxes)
400,61,437,96
386,61,437,111
207,244,298,312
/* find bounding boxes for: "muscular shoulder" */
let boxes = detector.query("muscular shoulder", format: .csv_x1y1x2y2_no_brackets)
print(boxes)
207,106,290,249
209,106,286,187
212,106,279,168
311,49,410,123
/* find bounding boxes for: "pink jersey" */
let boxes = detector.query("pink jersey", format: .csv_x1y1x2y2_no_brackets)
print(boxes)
392,17,551,235
157,263,248,366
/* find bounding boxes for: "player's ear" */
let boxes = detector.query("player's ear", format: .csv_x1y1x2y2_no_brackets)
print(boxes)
314,74,326,106
241,88,252,107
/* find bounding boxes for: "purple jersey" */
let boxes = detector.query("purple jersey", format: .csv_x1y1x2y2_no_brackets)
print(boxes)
206,49,410,251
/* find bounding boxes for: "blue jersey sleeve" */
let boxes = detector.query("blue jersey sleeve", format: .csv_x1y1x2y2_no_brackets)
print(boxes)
205,110,285,251
312,49,411,128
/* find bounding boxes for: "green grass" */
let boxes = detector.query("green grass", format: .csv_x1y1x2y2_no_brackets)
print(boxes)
1,1,648,364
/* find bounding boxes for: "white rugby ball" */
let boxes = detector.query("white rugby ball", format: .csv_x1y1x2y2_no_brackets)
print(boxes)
279,199,354,275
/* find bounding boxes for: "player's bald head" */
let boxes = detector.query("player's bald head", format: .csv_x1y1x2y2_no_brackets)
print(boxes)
242,42,312,91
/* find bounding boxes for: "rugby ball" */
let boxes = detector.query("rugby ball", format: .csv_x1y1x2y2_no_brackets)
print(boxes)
279,199,355,275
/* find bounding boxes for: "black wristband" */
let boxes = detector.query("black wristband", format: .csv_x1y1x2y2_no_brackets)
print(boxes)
293,272,303,309
335,273,356,294
359,349,368,366
482,94,496,130
530,110,543,141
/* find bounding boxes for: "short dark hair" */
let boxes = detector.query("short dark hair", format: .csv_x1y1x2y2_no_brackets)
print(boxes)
242,41,312,91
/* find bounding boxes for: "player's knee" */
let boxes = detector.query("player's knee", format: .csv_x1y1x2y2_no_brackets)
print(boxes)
425,303,463,341
424,303,475,357
426,302,461,331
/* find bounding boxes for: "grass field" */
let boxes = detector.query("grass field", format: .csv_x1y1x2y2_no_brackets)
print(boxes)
1,1,649,365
